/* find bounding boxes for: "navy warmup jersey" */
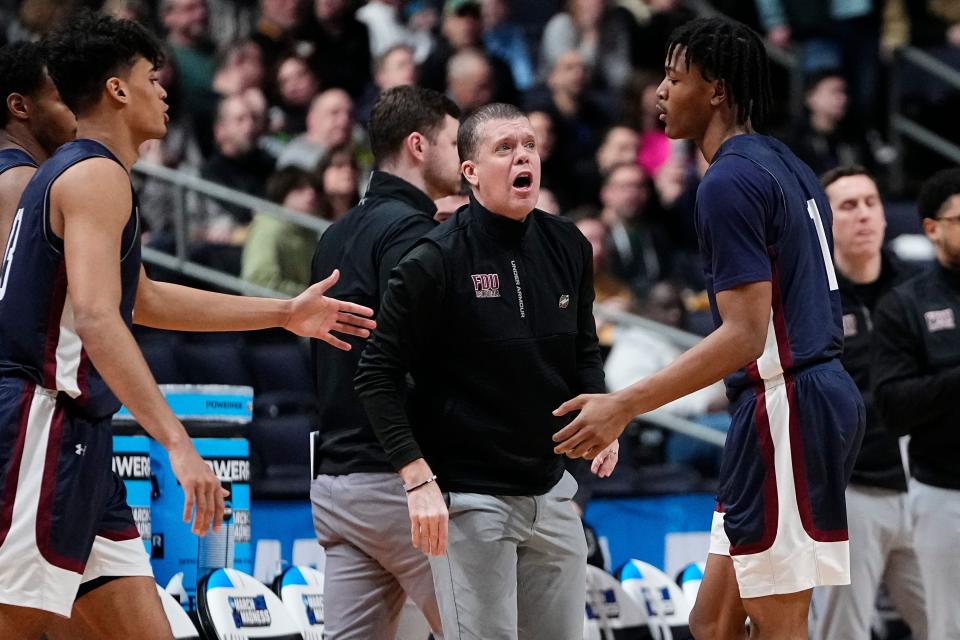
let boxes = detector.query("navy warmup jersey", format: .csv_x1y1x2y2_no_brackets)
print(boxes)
696,134,842,396
0,139,141,418
0,147,37,178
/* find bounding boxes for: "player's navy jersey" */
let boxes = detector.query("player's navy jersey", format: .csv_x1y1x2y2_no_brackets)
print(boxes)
0,147,37,177
0,139,141,418
695,134,842,396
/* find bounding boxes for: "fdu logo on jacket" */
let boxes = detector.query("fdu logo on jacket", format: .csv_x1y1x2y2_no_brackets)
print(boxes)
471,273,501,298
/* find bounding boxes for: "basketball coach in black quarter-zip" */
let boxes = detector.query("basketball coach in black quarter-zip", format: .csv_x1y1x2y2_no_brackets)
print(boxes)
355,103,620,640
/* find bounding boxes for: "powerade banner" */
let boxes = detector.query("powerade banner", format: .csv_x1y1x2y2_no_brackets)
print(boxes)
114,385,253,424
151,437,252,610
112,435,152,555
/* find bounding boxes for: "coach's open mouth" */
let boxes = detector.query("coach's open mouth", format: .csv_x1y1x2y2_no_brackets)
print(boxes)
512,171,533,192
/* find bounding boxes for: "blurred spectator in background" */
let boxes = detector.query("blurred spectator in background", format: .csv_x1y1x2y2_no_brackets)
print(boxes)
434,193,469,224
599,162,675,296
213,39,266,99
576,214,633,310
652,142,704,255
575,213,632,350
273,53,320,136
242,166,321,295
481,0,534,91
526,109,575,208
905,1,960,48
7,0,77,41
419,0,517,104
603,280,728,476
404,0,441,60
788,69,871,177
605,281,726,413
632,0,697,73
597,126,640,179
620,71,673,179
278,87,354,170
357,0,412,60
249,0,302,71
102,0,153,25
539,0,635,92
579,124,639,207
446,48,493,113
162,0,218,145
299,0,371,98
754,0,883,129
537,187,560,215
201,94,276,237
316,142,360,220
358,43,417,124
137,50,205,238
528,49,610,198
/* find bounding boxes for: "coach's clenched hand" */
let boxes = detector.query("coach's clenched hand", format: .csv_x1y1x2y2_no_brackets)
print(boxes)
400,458,448,556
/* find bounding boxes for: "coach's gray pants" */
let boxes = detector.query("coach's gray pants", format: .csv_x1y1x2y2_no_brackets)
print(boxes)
311,472,443,640
812,484,927,640
429,471,587,640
910,479,960,640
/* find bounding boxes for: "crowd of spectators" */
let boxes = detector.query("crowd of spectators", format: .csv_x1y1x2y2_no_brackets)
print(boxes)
1,0,958,476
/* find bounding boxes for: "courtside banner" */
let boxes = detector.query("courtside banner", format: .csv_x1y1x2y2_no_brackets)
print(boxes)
114,384,253,423
151,437,253,610
112,434,153,555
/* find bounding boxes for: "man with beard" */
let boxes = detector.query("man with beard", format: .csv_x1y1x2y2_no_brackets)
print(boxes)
309,85,460,640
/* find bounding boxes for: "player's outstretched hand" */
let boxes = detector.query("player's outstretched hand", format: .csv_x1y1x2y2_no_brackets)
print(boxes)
285,269,376,350
168,438,229,536
552,392,634,460
407,482,448,557
590,439,620,478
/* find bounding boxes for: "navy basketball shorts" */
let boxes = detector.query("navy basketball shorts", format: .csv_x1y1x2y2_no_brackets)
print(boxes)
709,360,866,598
0,377,152,616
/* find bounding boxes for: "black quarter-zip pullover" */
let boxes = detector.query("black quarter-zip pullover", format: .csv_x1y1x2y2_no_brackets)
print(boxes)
355,197,606,495
310,171,438,476
837,250,914,491
873,263,960,490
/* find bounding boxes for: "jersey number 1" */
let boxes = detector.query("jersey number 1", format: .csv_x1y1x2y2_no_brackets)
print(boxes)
0,207,24,301
807,199,839,292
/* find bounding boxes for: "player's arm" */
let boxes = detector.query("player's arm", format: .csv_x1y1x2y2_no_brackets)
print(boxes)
553,158,774,457
0,165,35,252
552,281,771,457
355,243,447,556
134,267,376,351
53,158,224,536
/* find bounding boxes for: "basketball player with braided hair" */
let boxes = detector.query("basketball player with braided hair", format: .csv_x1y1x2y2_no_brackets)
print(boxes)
552,17,864,639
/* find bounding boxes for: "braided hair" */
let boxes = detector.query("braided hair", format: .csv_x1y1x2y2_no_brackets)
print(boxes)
666,16,773,130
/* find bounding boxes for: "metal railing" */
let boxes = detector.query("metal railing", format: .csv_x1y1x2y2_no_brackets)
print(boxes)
132,162,725,449
133,160,331,265
889,46,960,193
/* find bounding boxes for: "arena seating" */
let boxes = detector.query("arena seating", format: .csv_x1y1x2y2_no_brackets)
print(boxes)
135,327,318,500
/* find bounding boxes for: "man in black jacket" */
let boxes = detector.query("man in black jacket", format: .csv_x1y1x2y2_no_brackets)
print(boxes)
812,166,926,640
355,103,618,640
309,85,461,640
873,167,960,640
